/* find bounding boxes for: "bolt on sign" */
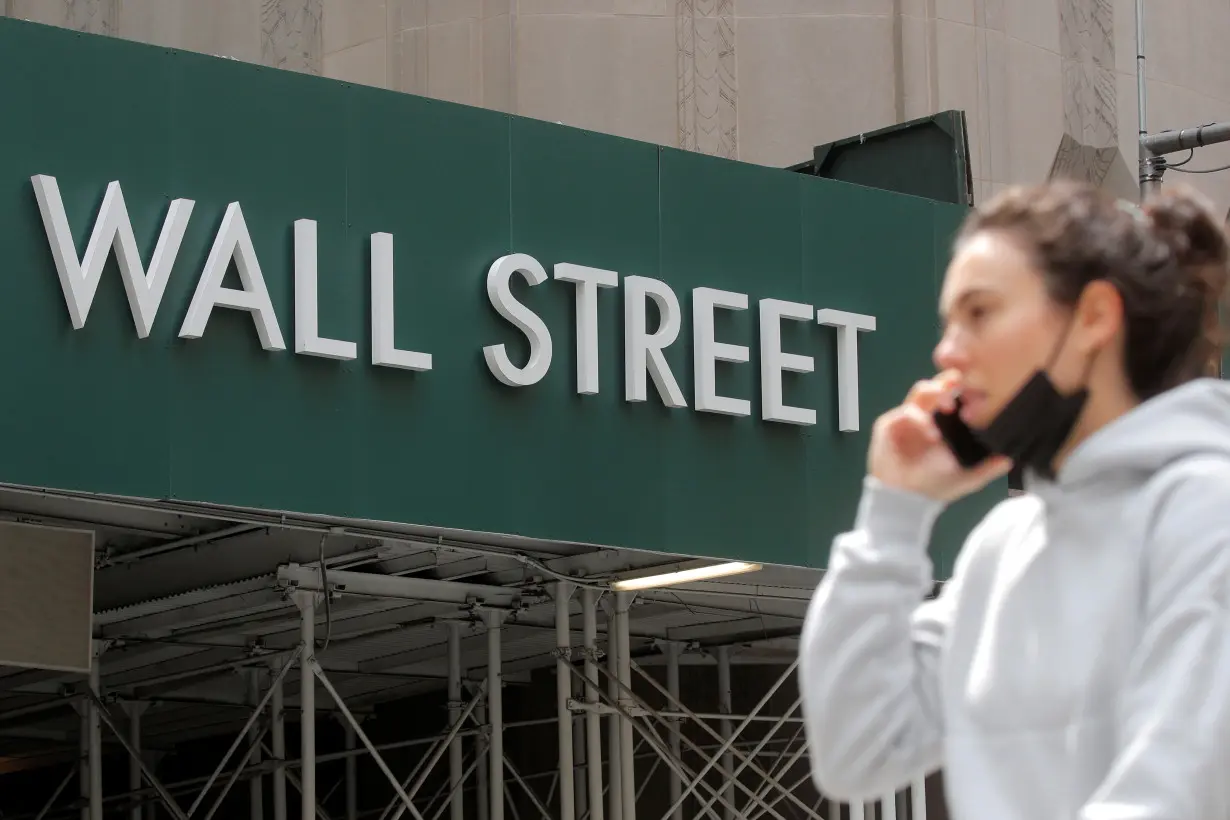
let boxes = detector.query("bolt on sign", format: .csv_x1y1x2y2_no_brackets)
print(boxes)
0,16,1002,578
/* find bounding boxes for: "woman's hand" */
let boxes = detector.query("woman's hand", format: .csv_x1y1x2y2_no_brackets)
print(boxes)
868,372,1012,503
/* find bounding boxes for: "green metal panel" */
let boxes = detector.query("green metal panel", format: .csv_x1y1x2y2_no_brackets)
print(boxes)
788,111,975,207
0,17,1000,575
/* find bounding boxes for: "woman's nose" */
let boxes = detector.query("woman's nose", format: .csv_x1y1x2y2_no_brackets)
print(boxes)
933,332,966,372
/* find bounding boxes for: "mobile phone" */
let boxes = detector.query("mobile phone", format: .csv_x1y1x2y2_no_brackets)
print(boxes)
932,398,992,469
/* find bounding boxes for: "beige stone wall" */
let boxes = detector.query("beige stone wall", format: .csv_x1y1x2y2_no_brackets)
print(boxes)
5,0,1230,212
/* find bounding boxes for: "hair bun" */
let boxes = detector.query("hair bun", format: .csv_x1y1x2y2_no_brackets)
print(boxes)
1144,186,1229,280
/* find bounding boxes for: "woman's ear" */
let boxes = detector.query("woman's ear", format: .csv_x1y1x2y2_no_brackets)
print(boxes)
1075,280,1125,352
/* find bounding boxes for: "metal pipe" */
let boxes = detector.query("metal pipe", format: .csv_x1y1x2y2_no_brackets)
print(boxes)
299,592,318,820
572,682,724,820
279,564,521,609
35,764,77,820
690,698,802,820
1136,0,1151,198
555,582,576,820
605,600,622,820
716,647,733,820
311,662,426,820
581,588,603,820
623,661,811,820
184,649,301,818
475,696,490,820
665,643,682,820
201,724,270,820
345,726,357,820
615,593,635,820
448,624,464,820
251,670,266,820
486,610,506,820
128,704,145,820
84,692,189,820
504,758,553,820
89,646,103,820
79,702,88,820
108,524,261,565
388,685,487,820
272,671,288,820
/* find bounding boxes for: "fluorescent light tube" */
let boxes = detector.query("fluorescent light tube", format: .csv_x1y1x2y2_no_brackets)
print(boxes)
610,561,763,591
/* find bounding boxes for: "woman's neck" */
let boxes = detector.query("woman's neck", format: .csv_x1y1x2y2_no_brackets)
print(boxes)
1051,380,1140,475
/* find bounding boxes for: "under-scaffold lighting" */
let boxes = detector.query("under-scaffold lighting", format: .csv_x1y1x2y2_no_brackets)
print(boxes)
610,561,763,591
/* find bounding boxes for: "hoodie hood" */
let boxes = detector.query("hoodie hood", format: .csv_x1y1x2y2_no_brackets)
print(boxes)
1030,377,1230,488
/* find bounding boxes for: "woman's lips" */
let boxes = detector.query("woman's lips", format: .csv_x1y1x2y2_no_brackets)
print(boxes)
958,391,987,425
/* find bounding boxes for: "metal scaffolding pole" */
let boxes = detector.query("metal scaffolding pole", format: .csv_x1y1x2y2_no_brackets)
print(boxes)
84,691,189,820
615,592,635,820
665,644,681,820
79,701,88,820
385,683,487,820
123,702,149,820
251,669,266,820
690,698,802,820
296,590,319,820
345,725,357,820
89,642,103,820
716,647,733,820
555,581,576,820
581,588,604,820
623,660,816,820
34,763,77,820
605,598,622,820
272,663,288,820
448,623,465,820
476,696,489,820
486,609,507,820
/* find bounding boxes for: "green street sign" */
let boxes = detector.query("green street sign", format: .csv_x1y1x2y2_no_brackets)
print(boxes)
0,17,1000,577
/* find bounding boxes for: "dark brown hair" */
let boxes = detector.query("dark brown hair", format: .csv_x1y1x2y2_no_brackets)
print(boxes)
955,179,1229,399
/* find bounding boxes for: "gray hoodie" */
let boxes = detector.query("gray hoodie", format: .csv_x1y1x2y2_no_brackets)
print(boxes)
799,377,1230,819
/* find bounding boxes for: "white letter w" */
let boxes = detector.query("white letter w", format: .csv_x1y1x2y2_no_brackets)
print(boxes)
31,174,194,338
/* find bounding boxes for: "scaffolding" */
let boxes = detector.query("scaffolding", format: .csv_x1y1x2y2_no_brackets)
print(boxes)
0,489,933,820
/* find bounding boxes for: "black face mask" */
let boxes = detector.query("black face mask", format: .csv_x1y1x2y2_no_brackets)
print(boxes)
933,325,1091,481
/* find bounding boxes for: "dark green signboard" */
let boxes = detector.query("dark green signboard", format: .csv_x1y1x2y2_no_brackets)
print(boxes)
0,17,999,577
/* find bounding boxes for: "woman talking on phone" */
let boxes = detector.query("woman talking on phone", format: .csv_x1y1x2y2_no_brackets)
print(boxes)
799,179,1230,820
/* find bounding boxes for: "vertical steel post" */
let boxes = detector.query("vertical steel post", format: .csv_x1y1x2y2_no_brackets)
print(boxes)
345,724,357,820
250,669,265,820
296,591,318,820
581,588,604,820
79,700,89,820
126,703,148,820
448,623,465,820
271,666,288,820
476,696,489,820
486,609,507,820
556,582,577,820
605,599,622,820
89,642,103,820
615,592,635,820
716,647,733,820
666,643,682,820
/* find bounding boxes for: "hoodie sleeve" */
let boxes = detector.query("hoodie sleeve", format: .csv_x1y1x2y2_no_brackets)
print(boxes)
798,476,955,800
1079,457,1230,820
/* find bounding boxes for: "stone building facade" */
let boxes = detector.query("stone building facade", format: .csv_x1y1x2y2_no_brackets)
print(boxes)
5,0,1230,210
